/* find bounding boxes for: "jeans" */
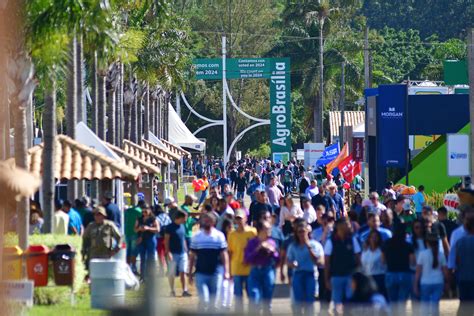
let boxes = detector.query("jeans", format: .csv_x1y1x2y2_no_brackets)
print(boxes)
372,274,387,299
330,276,352,304
292,271,316,303
198,190,208,205
420,283,443,316
236,191,245,201
318,267,331,303
195,268,223,311
248,266,276,313
385,272,412,303
126,235,138,258
284,182,292,194
458,280,474,316
138,236,157,277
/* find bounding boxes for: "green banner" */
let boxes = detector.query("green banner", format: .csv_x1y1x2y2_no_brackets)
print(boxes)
192,57,292,162
269,58,291,162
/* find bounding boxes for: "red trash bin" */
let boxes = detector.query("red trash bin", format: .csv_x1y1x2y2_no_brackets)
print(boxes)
25,245,49,287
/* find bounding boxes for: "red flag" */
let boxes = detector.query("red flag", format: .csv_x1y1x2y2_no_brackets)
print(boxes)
338,154,362,183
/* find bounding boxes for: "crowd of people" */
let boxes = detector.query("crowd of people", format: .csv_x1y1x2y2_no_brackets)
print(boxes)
23,155,474,315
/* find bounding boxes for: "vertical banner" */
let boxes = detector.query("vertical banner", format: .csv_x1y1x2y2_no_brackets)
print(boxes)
352,137,364,162
270,58,291,162
377,84,408,167
447,134,470,176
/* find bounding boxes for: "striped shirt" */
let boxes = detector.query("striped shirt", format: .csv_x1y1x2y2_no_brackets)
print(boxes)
190,228,227,275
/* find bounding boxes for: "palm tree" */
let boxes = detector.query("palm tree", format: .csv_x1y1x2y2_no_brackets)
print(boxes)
106,62,120,145
66,35,78,201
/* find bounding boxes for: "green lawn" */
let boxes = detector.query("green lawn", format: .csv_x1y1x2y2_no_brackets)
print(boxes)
29,293,106,316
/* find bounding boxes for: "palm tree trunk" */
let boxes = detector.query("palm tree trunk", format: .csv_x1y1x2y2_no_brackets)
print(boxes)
98,72,106,140
143,83,150,142
130,75,138,143
137,91,143,144
315,21,324,143
118,63,124,146
91,51,98,133
107,88,116,145
42,81,56,233
164,93,170,140
76,34,85,197
67,35,78,201
150,93,155,137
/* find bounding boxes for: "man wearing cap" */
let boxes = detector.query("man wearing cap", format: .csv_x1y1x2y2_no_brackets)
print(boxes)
228,209,257,312
165,197,179,220
82,206,122,270
102,192,121,229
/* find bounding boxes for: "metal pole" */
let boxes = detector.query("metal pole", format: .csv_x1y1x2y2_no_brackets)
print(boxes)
363,26,370,196
468,29,474,179
339,61,346,145
222,36,228,165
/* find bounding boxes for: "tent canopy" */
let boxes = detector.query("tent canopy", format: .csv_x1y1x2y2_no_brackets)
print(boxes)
168,103,205,151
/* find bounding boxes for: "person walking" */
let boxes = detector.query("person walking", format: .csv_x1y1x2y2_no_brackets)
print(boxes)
165,209,191,297
382,223,415,314
155,204,172,276
287,222,324,315
124,198,144,273
188,212,230,311
235,171,248,202
361,230,387,298
135,203,160,279
244,220,280,315
227,209,257,313
102,192,121,229
279,194,303,236
324,218,361,314
62,200,83,236
454,211,474,316
414,233,449,316
53,201,69,235
82,207,122,271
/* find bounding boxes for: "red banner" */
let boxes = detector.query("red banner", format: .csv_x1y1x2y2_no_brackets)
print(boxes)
338,154,362,183
352,137,364,162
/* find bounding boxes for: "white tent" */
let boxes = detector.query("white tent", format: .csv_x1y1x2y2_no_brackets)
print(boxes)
75,122,121,159
168,102,205,151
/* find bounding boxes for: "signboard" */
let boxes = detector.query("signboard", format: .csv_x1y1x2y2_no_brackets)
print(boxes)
304,143,325,169
193,57,292,160
193,58,222,80
447,134,470,176
377,84,408,167
352,137,364,162
269,58,291,158
273,152,290,164
1,280,34,307
296,149,305,161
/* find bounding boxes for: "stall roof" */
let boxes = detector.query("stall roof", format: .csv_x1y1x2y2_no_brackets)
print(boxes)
106,143,162,175
161,138,190,158
142,139,181,163
26,135,139,181
329,111,365,138
121,139,171,166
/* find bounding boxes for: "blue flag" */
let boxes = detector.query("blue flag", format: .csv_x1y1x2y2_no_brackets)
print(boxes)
315,143,340,167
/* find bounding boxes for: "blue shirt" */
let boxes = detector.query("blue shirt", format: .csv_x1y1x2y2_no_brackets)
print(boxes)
68,208,83,235
287,240,324,272
330,193,344,217
413,192,425,214
218,177,231,192
105,202,121,229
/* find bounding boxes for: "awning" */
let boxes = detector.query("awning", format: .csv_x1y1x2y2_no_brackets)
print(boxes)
329,111,365,138
161,138,190,158
142,139,181,163
121,139,170,166
26,135,139,181
168,102,205,151
106,142,163,175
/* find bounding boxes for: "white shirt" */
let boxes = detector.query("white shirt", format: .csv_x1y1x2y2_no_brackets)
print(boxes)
279,205,303,227
371,202,387,215
303,205,317,224
361,248,387,275
448,226,467,269
417,248,446,285
52,210,69,235
324,236,361,256
305,186,319,200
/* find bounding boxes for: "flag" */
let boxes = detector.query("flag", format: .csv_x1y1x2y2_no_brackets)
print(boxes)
315,142,340,167
338,154,362,183
326,143,349,174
